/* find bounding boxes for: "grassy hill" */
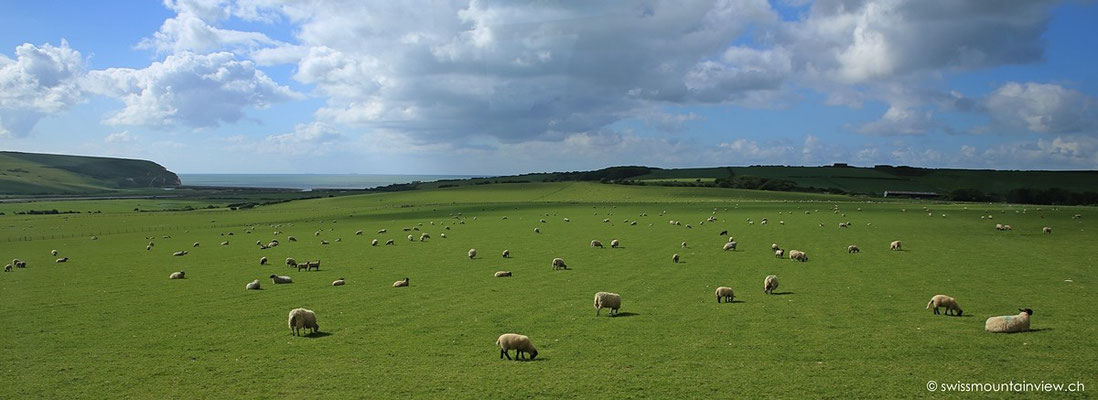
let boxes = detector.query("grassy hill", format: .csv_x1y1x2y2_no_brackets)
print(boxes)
0,151,180,195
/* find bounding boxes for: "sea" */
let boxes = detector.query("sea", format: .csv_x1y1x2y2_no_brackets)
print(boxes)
178,174,481,190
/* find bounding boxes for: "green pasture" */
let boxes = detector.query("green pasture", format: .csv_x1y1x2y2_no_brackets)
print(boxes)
1,182,1094,398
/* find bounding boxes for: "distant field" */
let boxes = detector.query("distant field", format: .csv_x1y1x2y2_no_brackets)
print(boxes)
2,182,1094,398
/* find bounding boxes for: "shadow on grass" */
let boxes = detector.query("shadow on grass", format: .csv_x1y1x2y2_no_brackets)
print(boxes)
1026,328,1052,333
769,292,794,296
611,312,641,317
303,331,332,339
717,300,745,304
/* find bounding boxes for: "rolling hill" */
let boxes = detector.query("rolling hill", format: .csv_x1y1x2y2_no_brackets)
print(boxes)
0,151,180,195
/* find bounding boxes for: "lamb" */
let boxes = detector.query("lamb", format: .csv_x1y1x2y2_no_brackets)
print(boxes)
594,292,622,316
332,278,346,286
371,239,379,246
172,251,188,256
1043,226,1052,234
890,240,902,251
496,333,538,360
270,274,293,284
288,308,319,336
51,249,58,256
552,257,568,270
386,239,395,245
246,279,261,290
55,257,68,263
715,286,735,303
468,248,477,259
985,309,1033,333
788,250,807,262
926,295,962,316
494,271,512,278
672,253,679,263
393,277,409,287
591,240,604,248
723,241,737,251
847,245,860,253
610,239,620,248
502,249,510,258
763,275,779,294
775,249,784,258
169,271,185,279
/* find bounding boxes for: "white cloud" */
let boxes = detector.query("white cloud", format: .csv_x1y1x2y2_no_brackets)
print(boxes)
138,0,278,54
0,40,85,136
85,51,300,128
856,106,937,136
104,131,138,143
250,122,344,155
984,82,1096,134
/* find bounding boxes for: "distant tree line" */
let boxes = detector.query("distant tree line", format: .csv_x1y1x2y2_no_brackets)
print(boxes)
950,188,1098,205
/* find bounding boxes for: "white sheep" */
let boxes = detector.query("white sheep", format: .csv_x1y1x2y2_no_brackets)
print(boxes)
285,258,297,267
594,292,622,316
494,271,512,278
610,239,620,248
672,253,679,263
385,239,395,245
51,249,58,256
502,249,510,258
260,256,268,265
172,250,188,256
926,295,962,316
288,308,319,336
728,237,736,243
496,333,538,360
193,242,200,247
985,309,1033,333
332,278,346,286
393,277,409,287
288,236,297,242
723,241,737,251
771,243,779,251
552,257,568,270
169,271,185,279
890,240,902,251
848,245,860,254
55,257,68,263
788,250,807,262
270,274,293,284
763,275,779,294
440,233,447,238
715,286,735,303
3,264,10,272
407,234,414,242
681,241,687,248
220,241,229,246
420,233,430,241
775,249,784,258
468,248,477,259
1043,226,1052,234
378,229,387,234
246,279,261,290
591,240,604,248
355,230,363,236
534,228,540,233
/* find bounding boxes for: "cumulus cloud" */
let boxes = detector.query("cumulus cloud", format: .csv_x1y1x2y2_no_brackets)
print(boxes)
983,82,1096,135
0,40,85,136
138,0,279,54
856,106,938,136
104,130,138,143
85,51,300,128
254,122,344,155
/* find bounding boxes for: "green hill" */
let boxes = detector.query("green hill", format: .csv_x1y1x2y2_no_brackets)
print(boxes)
0,151,180,195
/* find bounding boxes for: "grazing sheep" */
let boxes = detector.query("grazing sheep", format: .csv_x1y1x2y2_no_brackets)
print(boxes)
169,271,185,279
681,241,687,248
839,222,849,228
256,240,263,246
245,280,261,290
420,233,430,241
789,250,807,262
890,240,902,251
630,221,637,226
1043,226,1052,234
764,275,779,294
51,249,58,256
285,258,297,267
407,235,414,242
221,241,229,246
672,253,679,263
594,292,622,316
385,239,395,245
494,271,512,278
502,249,510,258
496,333,538,360
307,261,321,271
13,259,26,268
1004,225,1012,230
610,239,620,248
847,245,860,254
468,248,477,259
172,251,188,257
591,240,604,248
534,228,540,233
270,275,292,284
355,230,363,236
440,233,447,238
779,221,785,225
775,249,784,258
719,230,728,236
288,308,319,336
3,264,10,272
552,257,568,270
715,286,735,303
564,218,570,222
723,241,737,251
55,257,68,263
288,236,297,242
371,239,379,246
996,223,1004,230
393,277,409,287
193,242,200,247
926,295,962,316
771,243,779,251
332,278,346,286
985,309,1033,333
728,237,736,242
378,229,387,234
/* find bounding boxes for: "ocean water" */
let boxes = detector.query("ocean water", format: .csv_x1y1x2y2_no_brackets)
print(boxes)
178,174,480,190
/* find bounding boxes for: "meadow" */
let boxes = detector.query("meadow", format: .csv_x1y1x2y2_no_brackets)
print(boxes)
1,182,1094,398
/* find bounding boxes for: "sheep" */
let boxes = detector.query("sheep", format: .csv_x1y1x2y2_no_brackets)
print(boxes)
728,237,736,243
13,259,26,268
288,308,319,336
220,241,229,246
985,309,1033,333
552,257,568,270
407,235,414,242
51,249,58,256
393,277,409,287
3,264,10,272
890,240,902,251
385,239,395,245
332,278,346,286
764,275,779,294
1043,226,1052,234
440,233,447,238
926,295,962,316
502,249,510,258
771,243,779,251
256,240,263,246
591,240,604,248
719,230,728,236
169,271,185,279
172,251,188,257
775,249,784,258
610,239,620,248
307,261,321,271
788,250,807,262
270,274,293,284
468,248,477,259
355,230,363,236
193,242,200,247
715,286,735,303
496,333,538,360
378,229,387,234
288,236,297,242
672,253,679,263
55,257,68,263
630,221,637,226
1004,225,1012,230
594,292,622,316
839,222,849,228
494,271,512,278
995,223,1004,230
285,258,297,268
847,245,860,254
420,233,430,241
779,220,785,225
534,228,540,233
245,279,261,290
371,239,379,246
723,241,737,251
564,218,570,222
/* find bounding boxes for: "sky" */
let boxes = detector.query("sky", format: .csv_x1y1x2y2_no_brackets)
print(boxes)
1,0,1096,174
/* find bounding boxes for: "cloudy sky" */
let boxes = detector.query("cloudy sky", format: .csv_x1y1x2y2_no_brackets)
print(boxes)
1,0,1096,174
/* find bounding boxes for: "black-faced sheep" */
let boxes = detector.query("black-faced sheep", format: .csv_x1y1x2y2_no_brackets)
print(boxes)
502,250,510,258
260,257,268,265
552,257,567,270
468,248,477,259
594,292,622,316
926,295,962,316
890,240,902,251
775,249,784,258
847,245,860,253
610,239,620,248
393,277,409,287
985,309,1033,333
672,253,679,263
591,240,603,248
288,308,319,336
496,333,537,360
332,278,346,286
715,286,735,303
764,275,778,294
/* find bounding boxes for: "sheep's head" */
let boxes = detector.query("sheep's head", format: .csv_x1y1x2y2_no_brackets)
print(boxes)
529,349,538,360
1020,308,1034,315
955,307,963,316
269,274,277,278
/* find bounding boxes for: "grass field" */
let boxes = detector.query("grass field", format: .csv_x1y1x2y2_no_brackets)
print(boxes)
1,182,1095,398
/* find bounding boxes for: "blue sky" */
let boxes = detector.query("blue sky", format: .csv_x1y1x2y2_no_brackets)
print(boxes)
1,0,1096,174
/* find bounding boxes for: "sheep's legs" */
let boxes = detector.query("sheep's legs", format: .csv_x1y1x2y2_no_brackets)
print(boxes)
500,349,511,360
933,308,939,315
